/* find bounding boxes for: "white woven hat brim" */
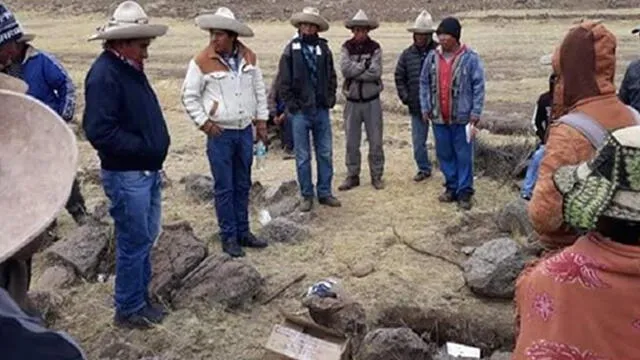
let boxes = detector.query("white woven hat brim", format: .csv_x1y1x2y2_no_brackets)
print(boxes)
195,14,254,37
290,13,329,32
18,33,36,43
88,23,168,41
0,90,78,263
407,26,436,33
345,19,379,30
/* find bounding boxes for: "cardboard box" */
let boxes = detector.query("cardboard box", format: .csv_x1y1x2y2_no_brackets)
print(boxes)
263,311,350,360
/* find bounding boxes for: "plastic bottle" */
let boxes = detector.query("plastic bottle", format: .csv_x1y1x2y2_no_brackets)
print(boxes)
255,140,267,170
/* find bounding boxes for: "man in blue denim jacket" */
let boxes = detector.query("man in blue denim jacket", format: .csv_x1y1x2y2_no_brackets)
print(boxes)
419,17,485,210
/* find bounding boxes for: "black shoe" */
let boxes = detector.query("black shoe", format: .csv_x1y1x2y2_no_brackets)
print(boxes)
438,190,457,203
300,197,314,212
338,176,360,191
371,177,385,190
239,233,268,248
458,194,473,211
222,238,245,258
145,293,167,317
318,196,342,207
114,305,165,329
413,171,432,182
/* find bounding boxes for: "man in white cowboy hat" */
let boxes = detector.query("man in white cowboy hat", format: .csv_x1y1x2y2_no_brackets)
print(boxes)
181,7,269,258
619,26,640,112
82,0,171,329
394,10,439,183
0,4,88,226
0,73,87,359
278,7,341,212
338,9,385,192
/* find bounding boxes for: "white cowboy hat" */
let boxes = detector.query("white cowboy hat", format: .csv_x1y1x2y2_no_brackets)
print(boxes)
345,9,379,30
88,1,168,41
195,7,253,37
0,89,78,263
0,73,27,93
408,10,436,33
290,7,329,32
17,32,35,43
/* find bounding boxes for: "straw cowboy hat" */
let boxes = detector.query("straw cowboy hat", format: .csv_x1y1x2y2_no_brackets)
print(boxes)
408,10,437,33
88,0,168,41
195,7,254,37
554,125,640,230
0,84,78,263
290,7,329,32
0,73,27,93
17,31,35,43
345,9,379,30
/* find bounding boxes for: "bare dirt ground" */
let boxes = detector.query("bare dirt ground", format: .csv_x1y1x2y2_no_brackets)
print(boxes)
12,7,640,360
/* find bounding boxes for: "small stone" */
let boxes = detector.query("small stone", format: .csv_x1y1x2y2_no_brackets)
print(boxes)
180,174,214,202
258,217,309,243
350,261,376,278
357,328,431,360
461,246,476,256
35,265,77,290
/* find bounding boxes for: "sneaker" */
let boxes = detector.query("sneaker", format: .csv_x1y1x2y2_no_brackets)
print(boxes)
318,196,342,207
221,238,245,258
300,197,314,212
438,190,457,203
114,305,165,329
338,176,360,191
458,194,473,211
413,171,432,182
371,177,385,190
239,233,268,248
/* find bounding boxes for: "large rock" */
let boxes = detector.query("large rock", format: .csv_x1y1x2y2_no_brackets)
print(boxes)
267,196,300,218
263,180,298,205
150,221,208,301
254,180,300,218
35,265,77,290
45,224,111,280
463,238,531,299
357,328,432,360
26,290,64,326
180,174,214,202
497,199,534,237
490,351,513,360
258,218,309,243
172,254,263,309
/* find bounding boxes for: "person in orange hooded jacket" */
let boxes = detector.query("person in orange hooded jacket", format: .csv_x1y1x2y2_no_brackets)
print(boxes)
528,20,640,249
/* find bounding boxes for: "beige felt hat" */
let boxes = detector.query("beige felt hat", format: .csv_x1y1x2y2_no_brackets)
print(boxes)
17,32,35,43
408,10,436,33
290,7,329,32
345,9,379,30
0,88,78,263
195,7,254,37
0,73,28,93
89,1,168,41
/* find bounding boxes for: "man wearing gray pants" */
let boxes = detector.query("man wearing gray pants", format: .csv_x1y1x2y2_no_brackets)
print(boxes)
338,9,385,191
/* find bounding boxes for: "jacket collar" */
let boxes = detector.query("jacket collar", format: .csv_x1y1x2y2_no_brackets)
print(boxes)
205,41,256,70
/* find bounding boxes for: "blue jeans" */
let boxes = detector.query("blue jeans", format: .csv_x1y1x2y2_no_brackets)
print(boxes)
206,126,253,241
101,170,162,316
281,115,294,150
433,124,474,197
291,108,334,198
521,145,545,199
411,114,432,173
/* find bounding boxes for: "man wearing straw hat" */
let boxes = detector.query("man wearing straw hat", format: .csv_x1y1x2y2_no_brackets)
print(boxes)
278,7,341,212
0,72,87,359
619,25,640,112
338,9,385,192
182,7,269,258
82,0,170,329
0,4,88,226
395,10,439,183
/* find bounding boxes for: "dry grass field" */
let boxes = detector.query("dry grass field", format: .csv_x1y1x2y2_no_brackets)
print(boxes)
14,9,640,360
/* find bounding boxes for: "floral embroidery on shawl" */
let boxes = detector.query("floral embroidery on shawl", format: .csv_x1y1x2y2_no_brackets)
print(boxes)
542,252,610,289
532,292,554,321
526,340,608,360
632,319,640,331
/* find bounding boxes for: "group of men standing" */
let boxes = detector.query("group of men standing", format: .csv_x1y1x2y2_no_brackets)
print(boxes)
0,0,486,329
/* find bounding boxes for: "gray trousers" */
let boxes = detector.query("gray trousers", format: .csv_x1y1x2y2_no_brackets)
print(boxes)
344,99,385,178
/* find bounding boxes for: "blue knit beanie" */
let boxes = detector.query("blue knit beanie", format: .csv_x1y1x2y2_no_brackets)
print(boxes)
0,3,23,47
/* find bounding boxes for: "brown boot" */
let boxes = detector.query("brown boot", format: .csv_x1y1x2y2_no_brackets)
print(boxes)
371,177,385,190
338,176,360,191
438,190,457,203
319,196,342,207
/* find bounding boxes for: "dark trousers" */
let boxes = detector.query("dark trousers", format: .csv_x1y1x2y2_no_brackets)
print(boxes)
65,178,87,221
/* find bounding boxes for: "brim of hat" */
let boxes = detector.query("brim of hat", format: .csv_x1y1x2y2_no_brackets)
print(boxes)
633,26,640,34
18,33,36,43
407,27,436,33
0,90,78,263
0,73,28,93
88,23,168,41
602,190,640,222
195,14,254,37
345,20,379,30
290,13,329,32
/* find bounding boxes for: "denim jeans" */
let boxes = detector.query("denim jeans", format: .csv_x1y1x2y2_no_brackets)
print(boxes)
280,115,294,151
101,170,162,316
206,126,253,241
433,124,474,197
411,114,432,173
521,145,545,199
291,108,334,198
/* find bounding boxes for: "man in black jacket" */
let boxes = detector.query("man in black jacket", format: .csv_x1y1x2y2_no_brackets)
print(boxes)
82,1,170,329
278,7,341,212
619,25,640,112
394,10,438,182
